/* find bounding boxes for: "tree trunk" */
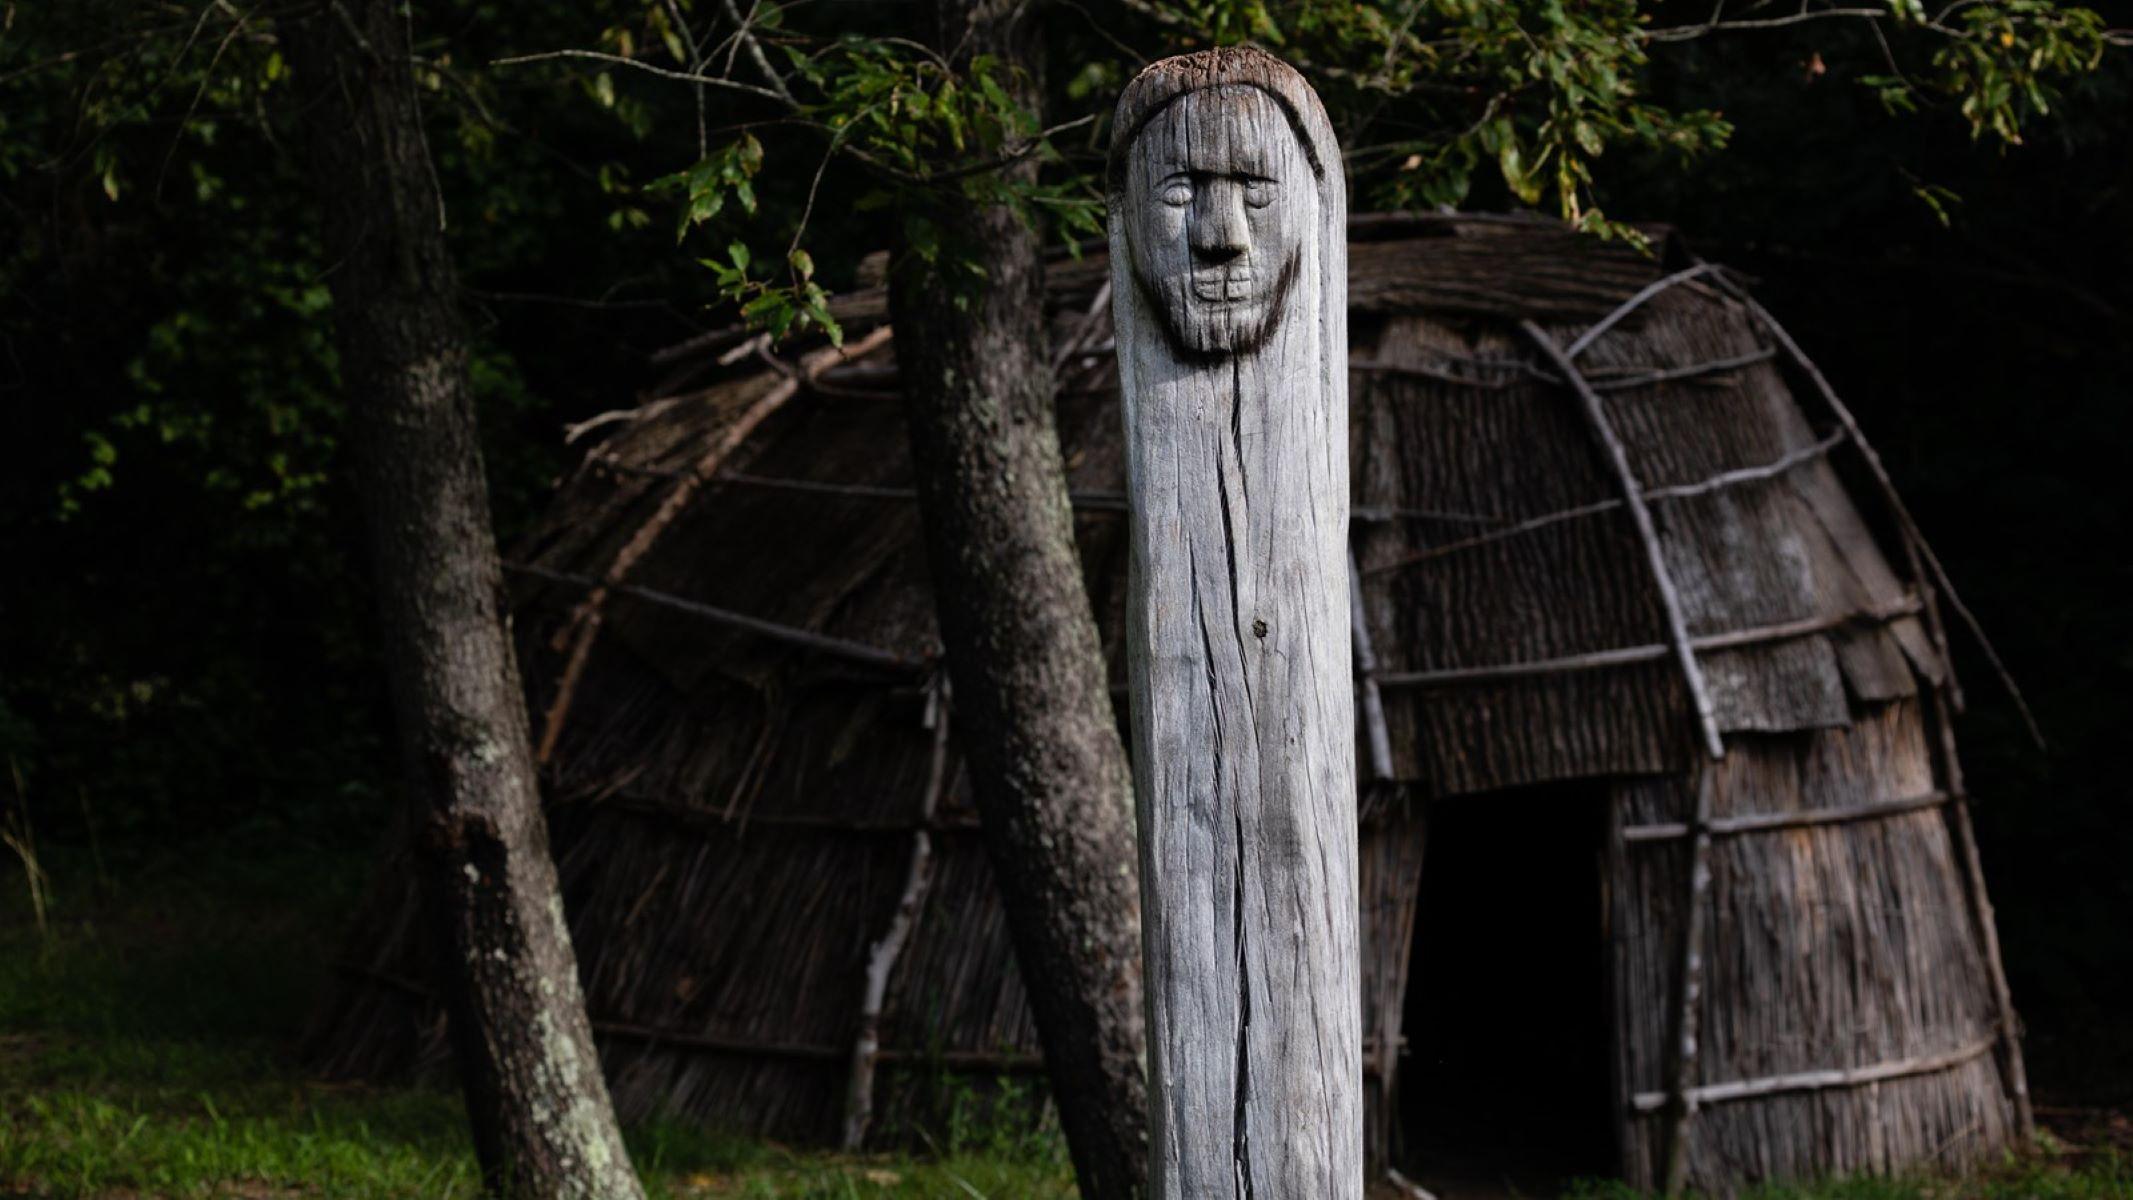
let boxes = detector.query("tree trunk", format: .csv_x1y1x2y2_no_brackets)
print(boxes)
887,4,1149,1197
284,6,645,1198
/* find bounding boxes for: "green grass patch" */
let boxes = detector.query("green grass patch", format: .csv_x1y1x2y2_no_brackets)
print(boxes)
0,841,1074,1198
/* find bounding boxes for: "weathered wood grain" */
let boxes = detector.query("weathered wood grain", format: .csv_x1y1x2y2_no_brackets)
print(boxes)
1112,47,1360,1199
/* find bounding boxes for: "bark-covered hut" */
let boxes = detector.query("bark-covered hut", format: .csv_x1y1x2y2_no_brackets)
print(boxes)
308,213,2031,1194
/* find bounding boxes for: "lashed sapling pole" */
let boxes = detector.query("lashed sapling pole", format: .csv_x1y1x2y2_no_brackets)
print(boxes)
1111,48,1361,1198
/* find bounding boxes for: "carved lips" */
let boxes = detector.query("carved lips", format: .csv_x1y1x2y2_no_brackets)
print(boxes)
1191,267,1258,304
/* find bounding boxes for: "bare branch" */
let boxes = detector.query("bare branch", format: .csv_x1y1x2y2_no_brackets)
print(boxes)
489,47,790,104
718,0,797,105
1644,7,1897,42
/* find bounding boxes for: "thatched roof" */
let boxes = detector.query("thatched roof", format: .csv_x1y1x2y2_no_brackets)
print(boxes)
308,213,2023,1190
516,212,1946,799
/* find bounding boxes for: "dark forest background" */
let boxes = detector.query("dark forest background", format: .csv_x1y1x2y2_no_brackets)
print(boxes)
3,0,2127,1109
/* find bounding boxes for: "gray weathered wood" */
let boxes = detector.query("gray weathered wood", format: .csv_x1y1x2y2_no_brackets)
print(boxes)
1112,47,1360,1199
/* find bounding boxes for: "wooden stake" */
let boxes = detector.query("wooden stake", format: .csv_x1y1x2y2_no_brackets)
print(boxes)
1633,1037,1998,1112
1350,553,1397,786
1926,686,2036,1137
1658,769,1718,1194
1113,48,1360,1199
843,674,953,1149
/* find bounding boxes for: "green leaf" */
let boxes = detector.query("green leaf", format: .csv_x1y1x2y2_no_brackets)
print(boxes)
729,241,751,272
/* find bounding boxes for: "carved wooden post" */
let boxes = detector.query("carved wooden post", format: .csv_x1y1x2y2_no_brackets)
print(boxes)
1111,48,1359,1198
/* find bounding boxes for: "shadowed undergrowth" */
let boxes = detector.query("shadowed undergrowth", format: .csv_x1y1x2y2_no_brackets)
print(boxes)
0,842,1073,1198
0,840,2121,1198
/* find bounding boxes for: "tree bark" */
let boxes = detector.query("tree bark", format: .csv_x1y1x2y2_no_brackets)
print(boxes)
284,6,645,1198
886,4,1150,1196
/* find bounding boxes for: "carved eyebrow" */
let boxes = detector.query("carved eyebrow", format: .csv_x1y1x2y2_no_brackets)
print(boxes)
1157,162,1280,183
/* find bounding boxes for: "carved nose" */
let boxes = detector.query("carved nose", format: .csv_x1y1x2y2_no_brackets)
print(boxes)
1191,185,1250,264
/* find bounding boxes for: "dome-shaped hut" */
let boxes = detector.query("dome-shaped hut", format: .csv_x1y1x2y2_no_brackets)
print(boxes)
309,213,2030,1194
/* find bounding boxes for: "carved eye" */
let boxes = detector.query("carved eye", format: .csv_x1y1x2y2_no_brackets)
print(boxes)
1243,178,1277,209
1160,181,1193,208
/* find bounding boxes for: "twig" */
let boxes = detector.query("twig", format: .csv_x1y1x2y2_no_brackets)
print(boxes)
1644,7,1899,42
507,562,923,674
1384,1168,1439,1200
718,0,797,105
842,673,953,1148
489,48,790,103
1565,263,1718,359
1371,596,1921,688
1050,278,1113,371
1364,429,1845,575
563,397,681,445
1621,789,1950,842
1633,1038,1999,1112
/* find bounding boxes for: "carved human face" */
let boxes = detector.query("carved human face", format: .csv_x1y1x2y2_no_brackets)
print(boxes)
1124,86,1313,358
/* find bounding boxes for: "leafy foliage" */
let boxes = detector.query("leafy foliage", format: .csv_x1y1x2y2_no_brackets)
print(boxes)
531,0,2118,320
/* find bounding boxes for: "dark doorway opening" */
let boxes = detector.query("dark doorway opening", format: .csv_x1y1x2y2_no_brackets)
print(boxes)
1395,782,1617,1197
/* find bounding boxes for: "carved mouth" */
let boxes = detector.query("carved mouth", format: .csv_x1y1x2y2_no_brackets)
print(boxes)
1190,270,1258,304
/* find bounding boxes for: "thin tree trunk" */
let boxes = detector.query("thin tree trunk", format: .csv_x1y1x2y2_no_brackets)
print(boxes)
284,6,645,1197
887,4,1149,1196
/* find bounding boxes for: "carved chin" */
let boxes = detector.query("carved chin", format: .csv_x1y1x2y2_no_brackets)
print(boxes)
1136,252,1300,359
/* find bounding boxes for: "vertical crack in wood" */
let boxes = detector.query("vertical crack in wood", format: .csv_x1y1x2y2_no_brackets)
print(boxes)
1226,352,1257,1199
1232,810,1255,1199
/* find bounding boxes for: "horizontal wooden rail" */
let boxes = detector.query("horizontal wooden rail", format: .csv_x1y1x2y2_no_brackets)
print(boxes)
507,562,926,675
1620,791,1950,843
1630,1038,1997,1114
1372,596,1922,689
1366,430,1844,573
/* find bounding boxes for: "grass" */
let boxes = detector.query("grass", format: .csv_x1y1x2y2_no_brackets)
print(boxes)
0,838,1072,1198
0,835,2124,1199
